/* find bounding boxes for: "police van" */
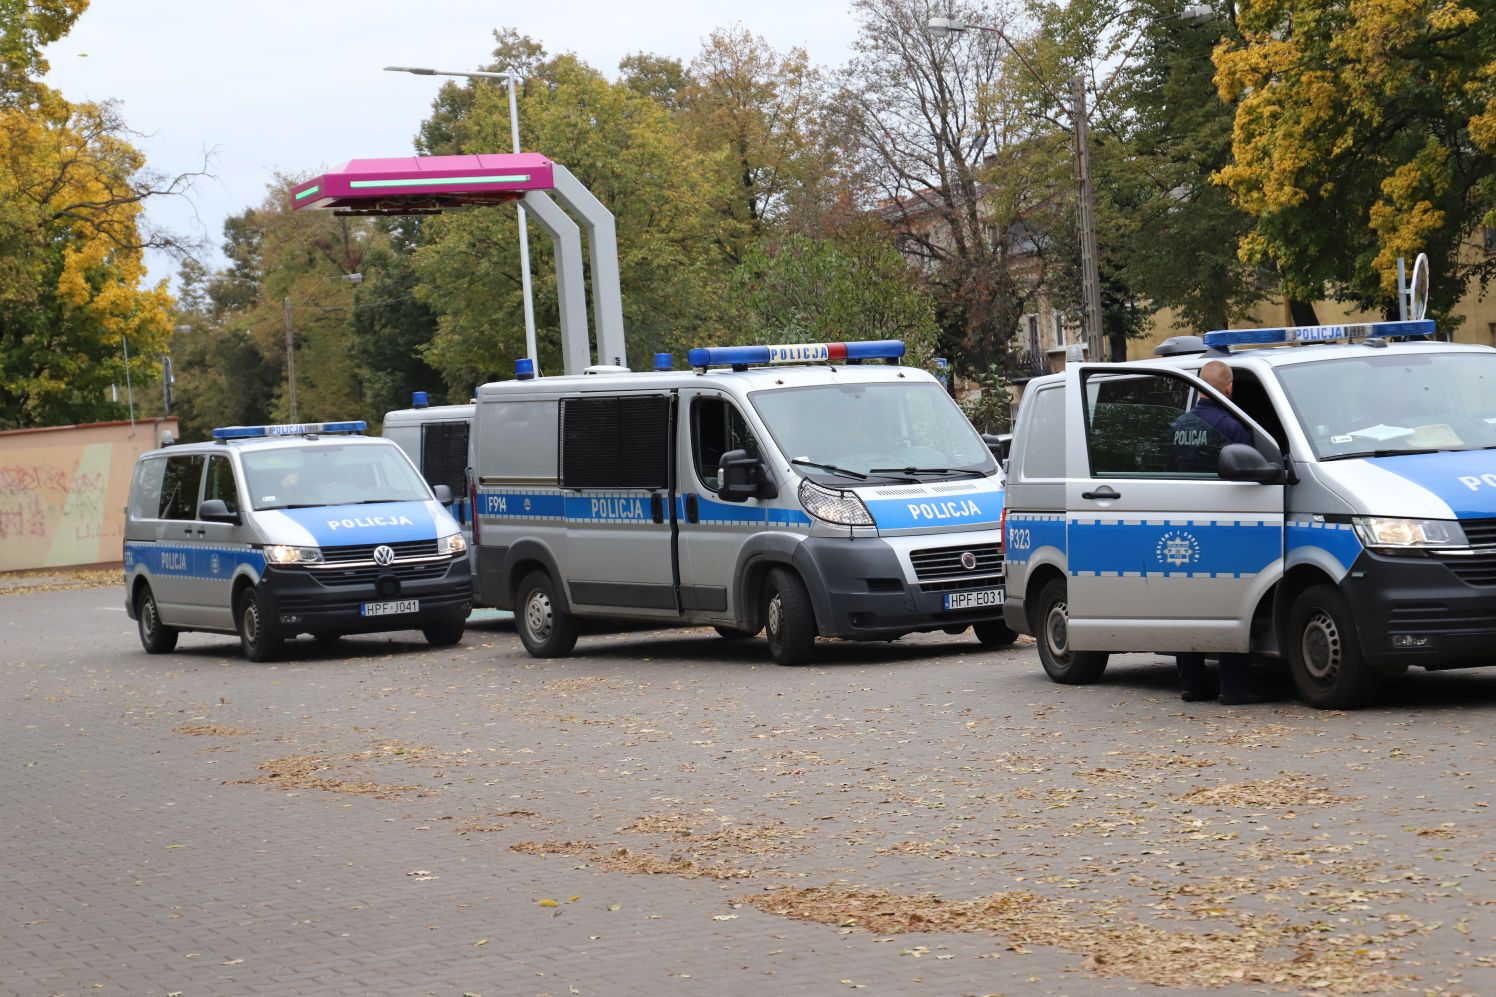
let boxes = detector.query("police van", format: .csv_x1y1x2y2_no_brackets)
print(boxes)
381,392,474,529
469,341,1012,665
1001,319,1496,708
123,421,473,661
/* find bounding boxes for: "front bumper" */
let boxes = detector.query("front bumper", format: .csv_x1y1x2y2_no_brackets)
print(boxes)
1342,548,1496,671
792,537,1004,639
259,554,473,637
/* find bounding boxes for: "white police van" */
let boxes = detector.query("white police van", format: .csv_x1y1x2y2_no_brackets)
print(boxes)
1002,318,1496,708
123,421,473,661
469,341,1011,664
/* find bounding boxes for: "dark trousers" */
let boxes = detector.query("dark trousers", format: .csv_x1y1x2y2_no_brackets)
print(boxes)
1176,652,1255,699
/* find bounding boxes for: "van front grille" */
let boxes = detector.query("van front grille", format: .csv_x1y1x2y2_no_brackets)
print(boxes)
910,543,1003,581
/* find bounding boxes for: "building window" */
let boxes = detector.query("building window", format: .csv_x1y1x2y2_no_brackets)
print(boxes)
1053,312,1067,348
1484,227,1496,257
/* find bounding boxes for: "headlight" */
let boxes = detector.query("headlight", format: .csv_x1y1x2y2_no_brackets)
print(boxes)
264,544,323,565
798,479,874,527
1352,517,1466,548
437,532,467,555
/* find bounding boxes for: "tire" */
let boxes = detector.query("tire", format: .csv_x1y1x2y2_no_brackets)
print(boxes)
972,620,1018,648
764,568,817,666
515,570,578,658
1033,577,1108,684
422,618,466,647
1287,583,1381,709
135,585,178,654
236,587,283,662
713,624,761,641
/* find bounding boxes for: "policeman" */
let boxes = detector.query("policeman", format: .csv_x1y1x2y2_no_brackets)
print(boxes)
1170,361,1270,705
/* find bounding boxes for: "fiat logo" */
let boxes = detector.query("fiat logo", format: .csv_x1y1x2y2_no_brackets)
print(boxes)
372,545,395,566
960,551,978,570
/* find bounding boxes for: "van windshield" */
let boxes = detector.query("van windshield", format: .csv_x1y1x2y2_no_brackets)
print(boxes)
243,443,431,510
1276,351,1496,460
750,381,995,479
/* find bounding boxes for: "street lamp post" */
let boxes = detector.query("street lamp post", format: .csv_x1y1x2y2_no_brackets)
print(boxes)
385,65,539,374
929,8,1212,359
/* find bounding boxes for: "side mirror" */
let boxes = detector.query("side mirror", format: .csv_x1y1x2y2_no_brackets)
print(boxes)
432,484,453,504
981,433,1010,462
197,498,240,524
718,449,778,503
1219,443,1285,484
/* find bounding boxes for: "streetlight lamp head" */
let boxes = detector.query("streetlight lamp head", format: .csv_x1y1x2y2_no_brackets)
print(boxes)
384,65,435,75
927,16,969,36
340,273,364,284
1179,4,1215,24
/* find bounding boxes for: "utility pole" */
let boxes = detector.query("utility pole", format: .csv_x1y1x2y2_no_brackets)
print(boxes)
283,296,298,422
1072,73,1103,361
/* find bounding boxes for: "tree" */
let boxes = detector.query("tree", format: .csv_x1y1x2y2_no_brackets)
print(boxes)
0,0,87,113
1214,0,1496,317
837,0,1068,375
728,225,942,364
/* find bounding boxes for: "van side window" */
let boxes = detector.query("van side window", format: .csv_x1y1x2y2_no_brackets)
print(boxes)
129,457,167,520
560,395,670,489
692,397,760,491
1017,385,1064,478
203,455,241,516
1084,372,1223,479
159,454,206,520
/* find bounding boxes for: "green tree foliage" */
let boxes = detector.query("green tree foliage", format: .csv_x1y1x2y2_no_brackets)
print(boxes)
728,225,941,364
959,362,1013,433
1214,0,1496,314
350,218,446,416
0,0,87,112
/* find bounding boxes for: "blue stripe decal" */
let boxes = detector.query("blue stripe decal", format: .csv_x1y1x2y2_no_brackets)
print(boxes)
1287,518,1363,577
1004,513,1066,564
477,491,566,520
125,541,265,579
479,488,811,528
864,488,1002,530
279,501,439,545
1365,451,1496,519
1068,520,1281,578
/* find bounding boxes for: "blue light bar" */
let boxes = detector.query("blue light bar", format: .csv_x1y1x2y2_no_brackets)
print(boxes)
687,340,906,369
1203,319,1436,349
211,420,367,440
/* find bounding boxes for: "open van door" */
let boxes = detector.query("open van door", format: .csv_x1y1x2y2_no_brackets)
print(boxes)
1062,363,1286,654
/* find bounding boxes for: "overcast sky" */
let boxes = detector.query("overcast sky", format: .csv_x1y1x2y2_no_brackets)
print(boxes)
43,0,862,286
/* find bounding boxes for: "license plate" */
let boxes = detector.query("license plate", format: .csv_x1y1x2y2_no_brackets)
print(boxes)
944,588,1004,611
361,599,419,618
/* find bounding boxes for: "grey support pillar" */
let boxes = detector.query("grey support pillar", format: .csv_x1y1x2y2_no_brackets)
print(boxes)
549,164,627,369
521,190,590,376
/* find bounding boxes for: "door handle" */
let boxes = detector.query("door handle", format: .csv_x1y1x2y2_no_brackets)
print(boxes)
1081,485,1121,500
650,493,664,524
685,493,699,524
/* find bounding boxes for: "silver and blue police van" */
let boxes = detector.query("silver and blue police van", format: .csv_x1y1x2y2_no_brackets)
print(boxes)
123,420,473,661
1002,318,1496,708
469,341,1012,665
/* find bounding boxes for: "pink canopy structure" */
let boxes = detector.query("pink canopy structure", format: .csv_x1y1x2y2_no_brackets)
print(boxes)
290,154,555,215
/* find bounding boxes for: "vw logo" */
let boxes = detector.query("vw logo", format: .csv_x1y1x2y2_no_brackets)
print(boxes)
960,551,978,570
372,545,395,566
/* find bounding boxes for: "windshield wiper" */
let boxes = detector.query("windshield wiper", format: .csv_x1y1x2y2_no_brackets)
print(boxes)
791,458,867,480
870,466,986,478
338,498,406,505
1322,448,1442,461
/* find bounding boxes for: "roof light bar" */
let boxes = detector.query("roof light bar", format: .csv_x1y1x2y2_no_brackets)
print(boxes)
211,420,368,440
687,340,906,370
1203,319,1436,349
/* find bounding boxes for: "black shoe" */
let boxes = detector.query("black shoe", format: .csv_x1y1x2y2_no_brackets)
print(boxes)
1219,690,1273,706
1180,687,1216,702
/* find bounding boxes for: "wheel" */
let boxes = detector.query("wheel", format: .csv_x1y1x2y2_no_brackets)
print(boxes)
236,587,283,662
1033,577,1108,683
422,618,465,647
1287,584,1381,708
973,620,1018,648
764,568,817,666
135,585,178,653
515,570,578,658
713,624,761,640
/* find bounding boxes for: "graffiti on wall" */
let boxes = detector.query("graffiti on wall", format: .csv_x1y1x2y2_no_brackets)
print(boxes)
0,420,175,572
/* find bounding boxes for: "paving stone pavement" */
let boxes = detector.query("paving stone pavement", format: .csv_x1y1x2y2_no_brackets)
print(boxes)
2,583,1494,997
